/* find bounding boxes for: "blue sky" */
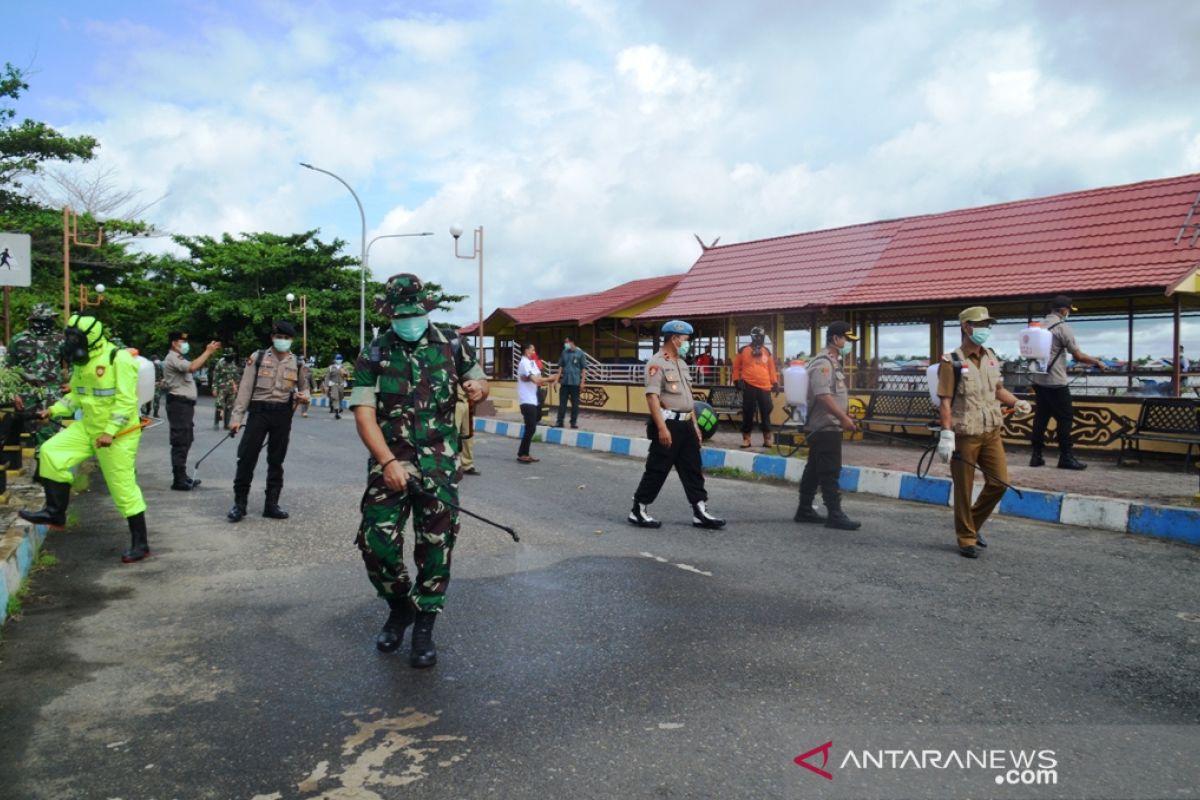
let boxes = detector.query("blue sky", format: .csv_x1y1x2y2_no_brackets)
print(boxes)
4,0,1200,356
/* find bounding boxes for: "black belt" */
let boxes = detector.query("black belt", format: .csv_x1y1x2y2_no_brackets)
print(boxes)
167,394,196,405
249,400,292,412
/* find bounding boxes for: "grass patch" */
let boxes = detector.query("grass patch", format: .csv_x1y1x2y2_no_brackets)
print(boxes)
36,551,58,568
704,465,791,486
6,588,24,619
5,548,58,622
532,433,543,443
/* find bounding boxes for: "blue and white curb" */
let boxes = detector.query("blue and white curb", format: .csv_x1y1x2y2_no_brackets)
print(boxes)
473,417,1200,547
1,522,50,628
310,397,349,410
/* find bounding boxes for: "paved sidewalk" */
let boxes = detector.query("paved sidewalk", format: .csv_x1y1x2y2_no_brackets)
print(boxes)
488,408,1199,507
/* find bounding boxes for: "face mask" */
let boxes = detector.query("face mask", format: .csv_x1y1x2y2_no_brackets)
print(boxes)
179,341,190,356
392,315,428,342
969,328,991,346
273,338,293,352
677,340,691,358
839,342,853,356
565,343,574,351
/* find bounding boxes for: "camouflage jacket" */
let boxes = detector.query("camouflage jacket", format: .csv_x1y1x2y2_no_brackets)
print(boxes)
212,360,240,397
6,328,64,408
349,326,485,476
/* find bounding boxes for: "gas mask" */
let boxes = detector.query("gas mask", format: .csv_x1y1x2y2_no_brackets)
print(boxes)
63,315,102,365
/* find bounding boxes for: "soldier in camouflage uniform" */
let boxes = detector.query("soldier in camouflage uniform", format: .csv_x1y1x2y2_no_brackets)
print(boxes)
351,273,488,669
1,303,65,450
212,354,240,429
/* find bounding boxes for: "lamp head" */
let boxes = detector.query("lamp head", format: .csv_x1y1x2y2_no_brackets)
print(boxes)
286,293,296,303
95,283,106,294
449,224,463,240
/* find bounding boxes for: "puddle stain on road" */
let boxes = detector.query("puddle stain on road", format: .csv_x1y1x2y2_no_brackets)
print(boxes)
251,708,469,800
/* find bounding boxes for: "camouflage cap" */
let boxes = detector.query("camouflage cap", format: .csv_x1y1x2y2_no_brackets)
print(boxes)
28,302,57,320
375,273,438,318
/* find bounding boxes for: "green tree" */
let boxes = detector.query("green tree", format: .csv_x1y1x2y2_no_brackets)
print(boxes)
0,63,98,207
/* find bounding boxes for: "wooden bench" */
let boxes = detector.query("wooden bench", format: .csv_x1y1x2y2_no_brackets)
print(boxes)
858,390,938,437
706,386,744,428
1118,398,1200,471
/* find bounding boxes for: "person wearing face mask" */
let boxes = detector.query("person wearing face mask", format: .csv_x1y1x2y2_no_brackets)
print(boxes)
226,320,311,522
324,354,348,420
162,331,222,490
936,307,1032,559
1027,295,1106,470
794,321,862,531
553,336,588,429
351,274,488,669
19,314,153,563
0,303,66,453
732,325,782,448
628,319,725,530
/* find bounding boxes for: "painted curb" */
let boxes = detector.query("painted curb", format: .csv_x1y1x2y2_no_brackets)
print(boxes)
472,417,1199,547
1,522,49,629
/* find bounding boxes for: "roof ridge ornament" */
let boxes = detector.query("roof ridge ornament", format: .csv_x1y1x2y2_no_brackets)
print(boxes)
693,234,721,252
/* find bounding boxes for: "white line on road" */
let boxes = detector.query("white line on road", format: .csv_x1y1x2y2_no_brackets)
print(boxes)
639,552,713,577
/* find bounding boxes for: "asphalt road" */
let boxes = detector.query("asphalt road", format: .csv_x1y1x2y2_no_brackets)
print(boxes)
1,400,1198,800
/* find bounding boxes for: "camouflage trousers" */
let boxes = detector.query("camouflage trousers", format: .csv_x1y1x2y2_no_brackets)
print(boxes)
356,464,459,613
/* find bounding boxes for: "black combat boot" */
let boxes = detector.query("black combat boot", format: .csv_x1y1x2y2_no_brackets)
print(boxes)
823,495,861,530
628,501,662,528
171,468,200,491
263,493,289,519
227,496,248,523
1029,450,1045,467
19,479,71,527
1058,455,1087,471
691,501,726,529
121,512,151,563
410,611,438,668
793,491,825,523
376,597,414,653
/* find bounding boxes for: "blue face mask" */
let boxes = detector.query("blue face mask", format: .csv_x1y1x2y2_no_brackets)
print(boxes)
179,341,190,356
392,315,429,342
969,328,991,346
677,339,691,358
273,338,293,352
839,342,853,356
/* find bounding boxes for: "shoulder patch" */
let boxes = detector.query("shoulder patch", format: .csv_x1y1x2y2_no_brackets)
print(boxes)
821,366,830,375
648,365,659,377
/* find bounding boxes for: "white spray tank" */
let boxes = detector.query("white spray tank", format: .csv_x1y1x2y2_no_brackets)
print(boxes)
783,363,809,423
1019,321,1053,373
131,353,156,407
925,361,942,406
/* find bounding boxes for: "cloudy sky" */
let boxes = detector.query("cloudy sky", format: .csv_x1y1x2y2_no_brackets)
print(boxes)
5,0,1200,357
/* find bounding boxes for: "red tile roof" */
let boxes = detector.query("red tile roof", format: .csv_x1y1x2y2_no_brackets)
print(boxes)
460,273,682,334
644,172,1200,318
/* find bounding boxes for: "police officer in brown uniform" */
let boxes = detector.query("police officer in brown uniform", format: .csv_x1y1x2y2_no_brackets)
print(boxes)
628,319,725,530
936,307,1031,558
793,321,861,530
227,320,311,522
162,331,221,490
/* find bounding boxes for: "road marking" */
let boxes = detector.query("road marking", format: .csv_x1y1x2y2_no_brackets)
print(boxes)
639,551,713,577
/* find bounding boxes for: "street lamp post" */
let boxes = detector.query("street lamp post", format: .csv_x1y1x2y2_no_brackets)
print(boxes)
286,293,308,359
450,224,484,373
78,283,106,310
365,232,434,313
299,163,366,350
63,206,105,323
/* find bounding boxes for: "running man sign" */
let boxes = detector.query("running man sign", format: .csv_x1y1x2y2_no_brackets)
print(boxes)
0,233,31,287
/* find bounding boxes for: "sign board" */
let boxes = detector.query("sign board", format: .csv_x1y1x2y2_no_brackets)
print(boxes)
0,233,32,288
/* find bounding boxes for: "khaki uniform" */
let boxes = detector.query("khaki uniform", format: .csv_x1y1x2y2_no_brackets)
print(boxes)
938,347,1007,548
799,350,850,513
455,389,475,472
230,349,310,508
632,351,707,506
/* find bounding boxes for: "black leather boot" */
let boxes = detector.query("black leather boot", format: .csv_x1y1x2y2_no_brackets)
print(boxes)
19,479,71,527
691,501,726,529
1058,455,1087,471
628,501,662,528
121,512,151,563
227,496,248,523
263,493,289,519
823,495,861,531
410,611,438,668
793,492,824,523
171,468,200,491
376,597,414,653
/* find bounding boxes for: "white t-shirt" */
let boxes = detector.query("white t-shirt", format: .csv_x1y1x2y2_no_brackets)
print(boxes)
517,356,541,405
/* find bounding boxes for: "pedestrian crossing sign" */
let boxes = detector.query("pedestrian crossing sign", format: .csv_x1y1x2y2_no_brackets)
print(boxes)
0,233,31,287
